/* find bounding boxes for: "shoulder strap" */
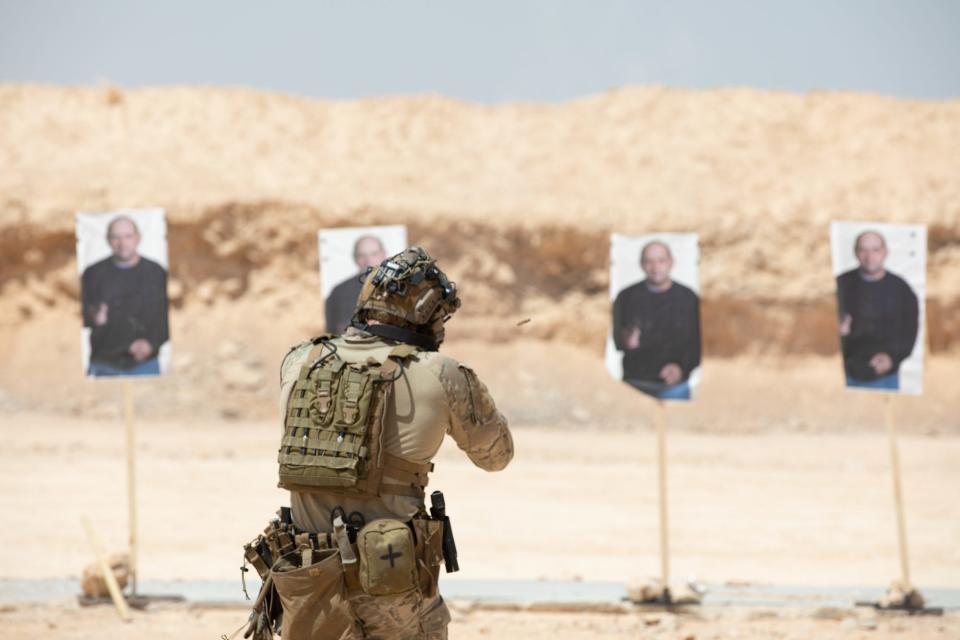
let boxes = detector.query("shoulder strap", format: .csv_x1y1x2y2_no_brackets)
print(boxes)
379,343,418,379
388,344,419,359
304,340,335,370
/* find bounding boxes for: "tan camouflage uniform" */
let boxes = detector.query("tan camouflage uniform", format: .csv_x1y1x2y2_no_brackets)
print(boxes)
279,326,514,639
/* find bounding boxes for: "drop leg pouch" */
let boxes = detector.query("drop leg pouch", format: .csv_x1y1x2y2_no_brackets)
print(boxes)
271,549,362,640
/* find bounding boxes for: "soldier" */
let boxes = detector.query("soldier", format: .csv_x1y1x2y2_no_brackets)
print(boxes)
254,247,513,640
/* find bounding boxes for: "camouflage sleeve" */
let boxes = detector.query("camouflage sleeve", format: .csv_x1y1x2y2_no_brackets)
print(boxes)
440,361,514,472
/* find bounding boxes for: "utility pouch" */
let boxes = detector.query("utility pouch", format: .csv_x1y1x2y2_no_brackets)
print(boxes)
242,510,299,589
412,517,445,598
271,549,360,640
243,539,271,580
356,519,418,596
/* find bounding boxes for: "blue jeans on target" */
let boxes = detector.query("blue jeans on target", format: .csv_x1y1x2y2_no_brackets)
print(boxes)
625,379,692,401
89,358,160,377
846,372,899,390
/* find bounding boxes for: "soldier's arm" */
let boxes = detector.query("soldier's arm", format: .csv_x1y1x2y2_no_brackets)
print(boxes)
441,361,514,472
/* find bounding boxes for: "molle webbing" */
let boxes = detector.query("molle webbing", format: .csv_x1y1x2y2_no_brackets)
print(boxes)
278,340,431,499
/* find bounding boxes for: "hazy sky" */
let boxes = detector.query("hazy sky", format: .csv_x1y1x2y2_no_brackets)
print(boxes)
1,1,958,102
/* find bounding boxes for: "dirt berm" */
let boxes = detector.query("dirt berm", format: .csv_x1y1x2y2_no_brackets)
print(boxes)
0,85,957,426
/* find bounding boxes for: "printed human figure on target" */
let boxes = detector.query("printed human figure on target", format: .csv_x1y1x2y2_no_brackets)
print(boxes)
318,225,408,335
76,208,171,378
606,233,703,401
831,221,926,394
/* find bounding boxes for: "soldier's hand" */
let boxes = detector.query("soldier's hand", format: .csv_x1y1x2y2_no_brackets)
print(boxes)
129,338,153,362
660,363,682,386
839,314,852,337
870,352,893,375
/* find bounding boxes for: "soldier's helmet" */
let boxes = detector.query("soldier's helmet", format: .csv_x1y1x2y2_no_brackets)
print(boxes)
352,246,461,350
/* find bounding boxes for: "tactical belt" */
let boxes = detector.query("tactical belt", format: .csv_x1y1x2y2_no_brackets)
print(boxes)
244,509,432,577
289,452,433,499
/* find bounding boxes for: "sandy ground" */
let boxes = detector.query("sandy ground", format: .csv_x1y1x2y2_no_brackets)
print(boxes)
2,600,958,640
3,412,958,587
4,351,958,640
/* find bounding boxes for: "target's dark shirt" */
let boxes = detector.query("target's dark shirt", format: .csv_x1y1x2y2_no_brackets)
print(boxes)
325,274,364,334
836,269,919,381
612,280,701,383
81,257,169,369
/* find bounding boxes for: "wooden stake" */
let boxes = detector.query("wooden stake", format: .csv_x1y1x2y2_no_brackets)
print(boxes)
885,394,911,588
81,517,131,621
123,379,138,596
655,399,670,591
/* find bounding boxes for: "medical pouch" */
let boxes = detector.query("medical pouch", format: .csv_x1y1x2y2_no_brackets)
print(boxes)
356,519,418,596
